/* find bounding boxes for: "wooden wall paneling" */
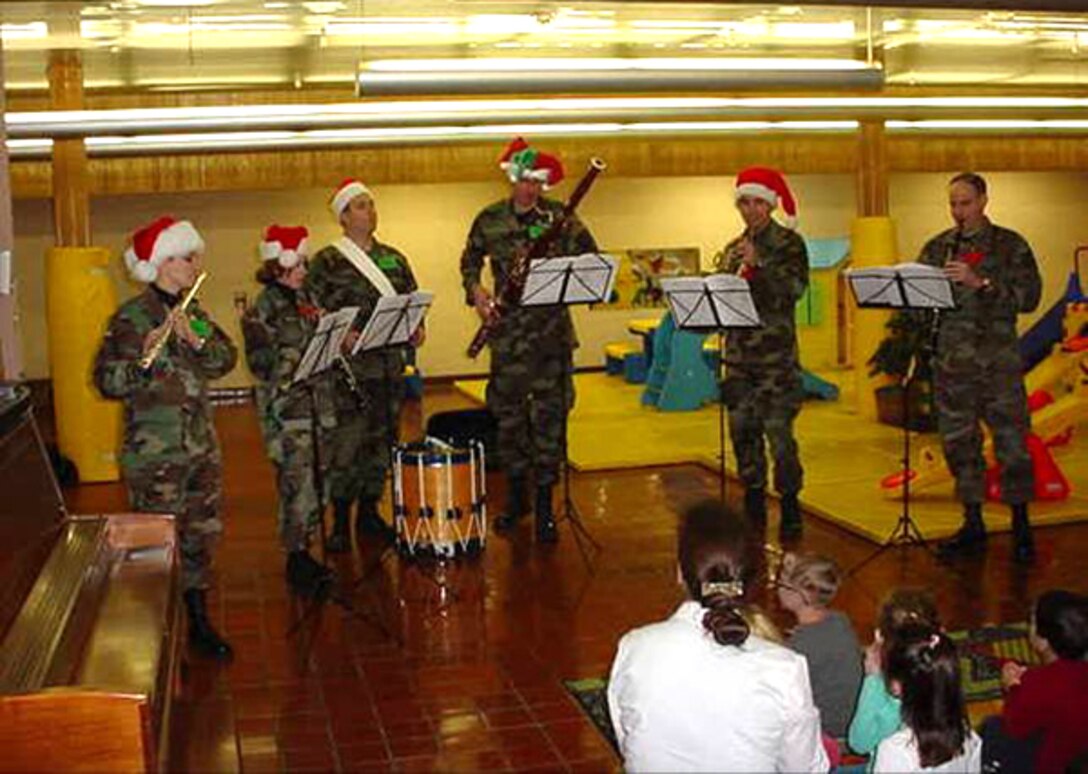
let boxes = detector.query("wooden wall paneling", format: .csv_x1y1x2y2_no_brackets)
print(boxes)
887,135,1088,172
9,133,1088,201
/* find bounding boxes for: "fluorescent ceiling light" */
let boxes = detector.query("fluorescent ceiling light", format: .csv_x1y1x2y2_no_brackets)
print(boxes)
357,59,884,95
1,22,47,40
363,57,873,72
322,17,457,37
10,96,1088,140
9,117,1088,160
3,120,859,159
134,0,220,6
887,119,1088,130
466,14,543,36
771,22,855,40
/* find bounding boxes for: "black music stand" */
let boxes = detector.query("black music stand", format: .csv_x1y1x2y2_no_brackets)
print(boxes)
291,305,358,565
520,253,618,567
354,290,460,609
353,290,435,529
287,305,397,640
661,274,761,505
845,264,954,575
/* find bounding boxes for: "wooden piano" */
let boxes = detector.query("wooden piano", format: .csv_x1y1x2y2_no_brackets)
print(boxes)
0,385,181,772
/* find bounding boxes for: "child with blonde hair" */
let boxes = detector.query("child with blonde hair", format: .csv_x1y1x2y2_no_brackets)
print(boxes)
778,552,863,738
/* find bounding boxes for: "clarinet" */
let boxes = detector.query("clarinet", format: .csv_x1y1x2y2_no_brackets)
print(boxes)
466,157,606,358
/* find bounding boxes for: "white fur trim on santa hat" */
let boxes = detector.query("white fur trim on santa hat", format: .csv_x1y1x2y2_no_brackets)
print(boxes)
123,220,203,284
259,237,309,269
331,181,372,219
735,182,779,208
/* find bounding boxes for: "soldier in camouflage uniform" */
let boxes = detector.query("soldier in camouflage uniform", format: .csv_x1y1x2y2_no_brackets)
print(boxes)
94,216,237,659
919,173,1042,563
242,224,335,595
460,138,599,543
305,179,420,551
715,167,809,541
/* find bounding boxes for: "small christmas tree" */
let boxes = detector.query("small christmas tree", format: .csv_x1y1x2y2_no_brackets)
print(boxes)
867,310,936,430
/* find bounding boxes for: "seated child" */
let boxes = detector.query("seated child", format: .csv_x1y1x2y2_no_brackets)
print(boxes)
874,623,980,772
778,552,863,738
980,589,1088,774
848,588,941,761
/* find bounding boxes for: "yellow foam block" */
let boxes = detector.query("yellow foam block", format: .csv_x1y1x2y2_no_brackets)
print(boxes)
46,247,121,483
605,341,641,358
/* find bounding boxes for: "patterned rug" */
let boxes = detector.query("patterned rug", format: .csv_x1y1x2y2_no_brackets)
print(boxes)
564,623,1038,752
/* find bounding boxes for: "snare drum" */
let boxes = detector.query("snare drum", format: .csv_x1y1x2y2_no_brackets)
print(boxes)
393,439,487,558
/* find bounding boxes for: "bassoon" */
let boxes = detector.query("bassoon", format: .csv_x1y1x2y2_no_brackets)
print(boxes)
466,157,607,358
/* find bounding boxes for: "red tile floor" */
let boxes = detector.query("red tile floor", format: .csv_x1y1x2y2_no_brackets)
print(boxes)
64,386,1088,772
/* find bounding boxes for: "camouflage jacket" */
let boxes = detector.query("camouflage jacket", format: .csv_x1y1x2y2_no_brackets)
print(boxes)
460,197,598,358
715,219,809,372
304,238,417,387
241,282,334,434
93,286,237,465
918,218,1042,375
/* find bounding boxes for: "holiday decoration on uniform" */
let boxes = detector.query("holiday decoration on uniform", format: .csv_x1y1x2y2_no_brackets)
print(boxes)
260,225,310,269
735,166,798,228
330,178,373,218
124,216,204,283
498,137,565,189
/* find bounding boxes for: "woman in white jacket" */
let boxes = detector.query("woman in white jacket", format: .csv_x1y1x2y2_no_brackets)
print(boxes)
607,500,829,773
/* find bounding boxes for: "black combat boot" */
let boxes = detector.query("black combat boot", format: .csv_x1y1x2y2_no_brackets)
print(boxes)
936,503,987,559
494,475,527,532
535,483,559,544
779,493,803,541
744,488,767,525
325,499,352,553
184,588,233,660
356,497,396,545
1011,504,1035,564
286,549,334,596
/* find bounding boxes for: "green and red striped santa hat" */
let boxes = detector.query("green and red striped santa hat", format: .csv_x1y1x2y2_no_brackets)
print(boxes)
498,137,565,189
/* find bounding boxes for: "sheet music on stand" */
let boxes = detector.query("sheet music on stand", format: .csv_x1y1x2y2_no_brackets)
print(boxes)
353,291,434,353
845,262,955,310
292,306,359,384
520,253,619,307
661,273,761,331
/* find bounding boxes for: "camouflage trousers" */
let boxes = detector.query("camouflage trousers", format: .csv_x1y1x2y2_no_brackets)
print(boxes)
124,453,224,592
723,366,804,495
487,350,574,487
935,367,1033,505
327,377,403,503
264,418,324,552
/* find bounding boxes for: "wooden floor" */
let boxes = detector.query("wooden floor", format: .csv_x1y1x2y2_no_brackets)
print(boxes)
63,385,1088,773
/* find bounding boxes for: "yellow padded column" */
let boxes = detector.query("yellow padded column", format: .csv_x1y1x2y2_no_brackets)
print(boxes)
46,246,121,482
850,217,899,420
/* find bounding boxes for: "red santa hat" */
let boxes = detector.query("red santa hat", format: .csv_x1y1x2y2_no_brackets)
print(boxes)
259,225,309,269
330,178,373,219
735,166,798,228
498,137,565,189
123,216,204,283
